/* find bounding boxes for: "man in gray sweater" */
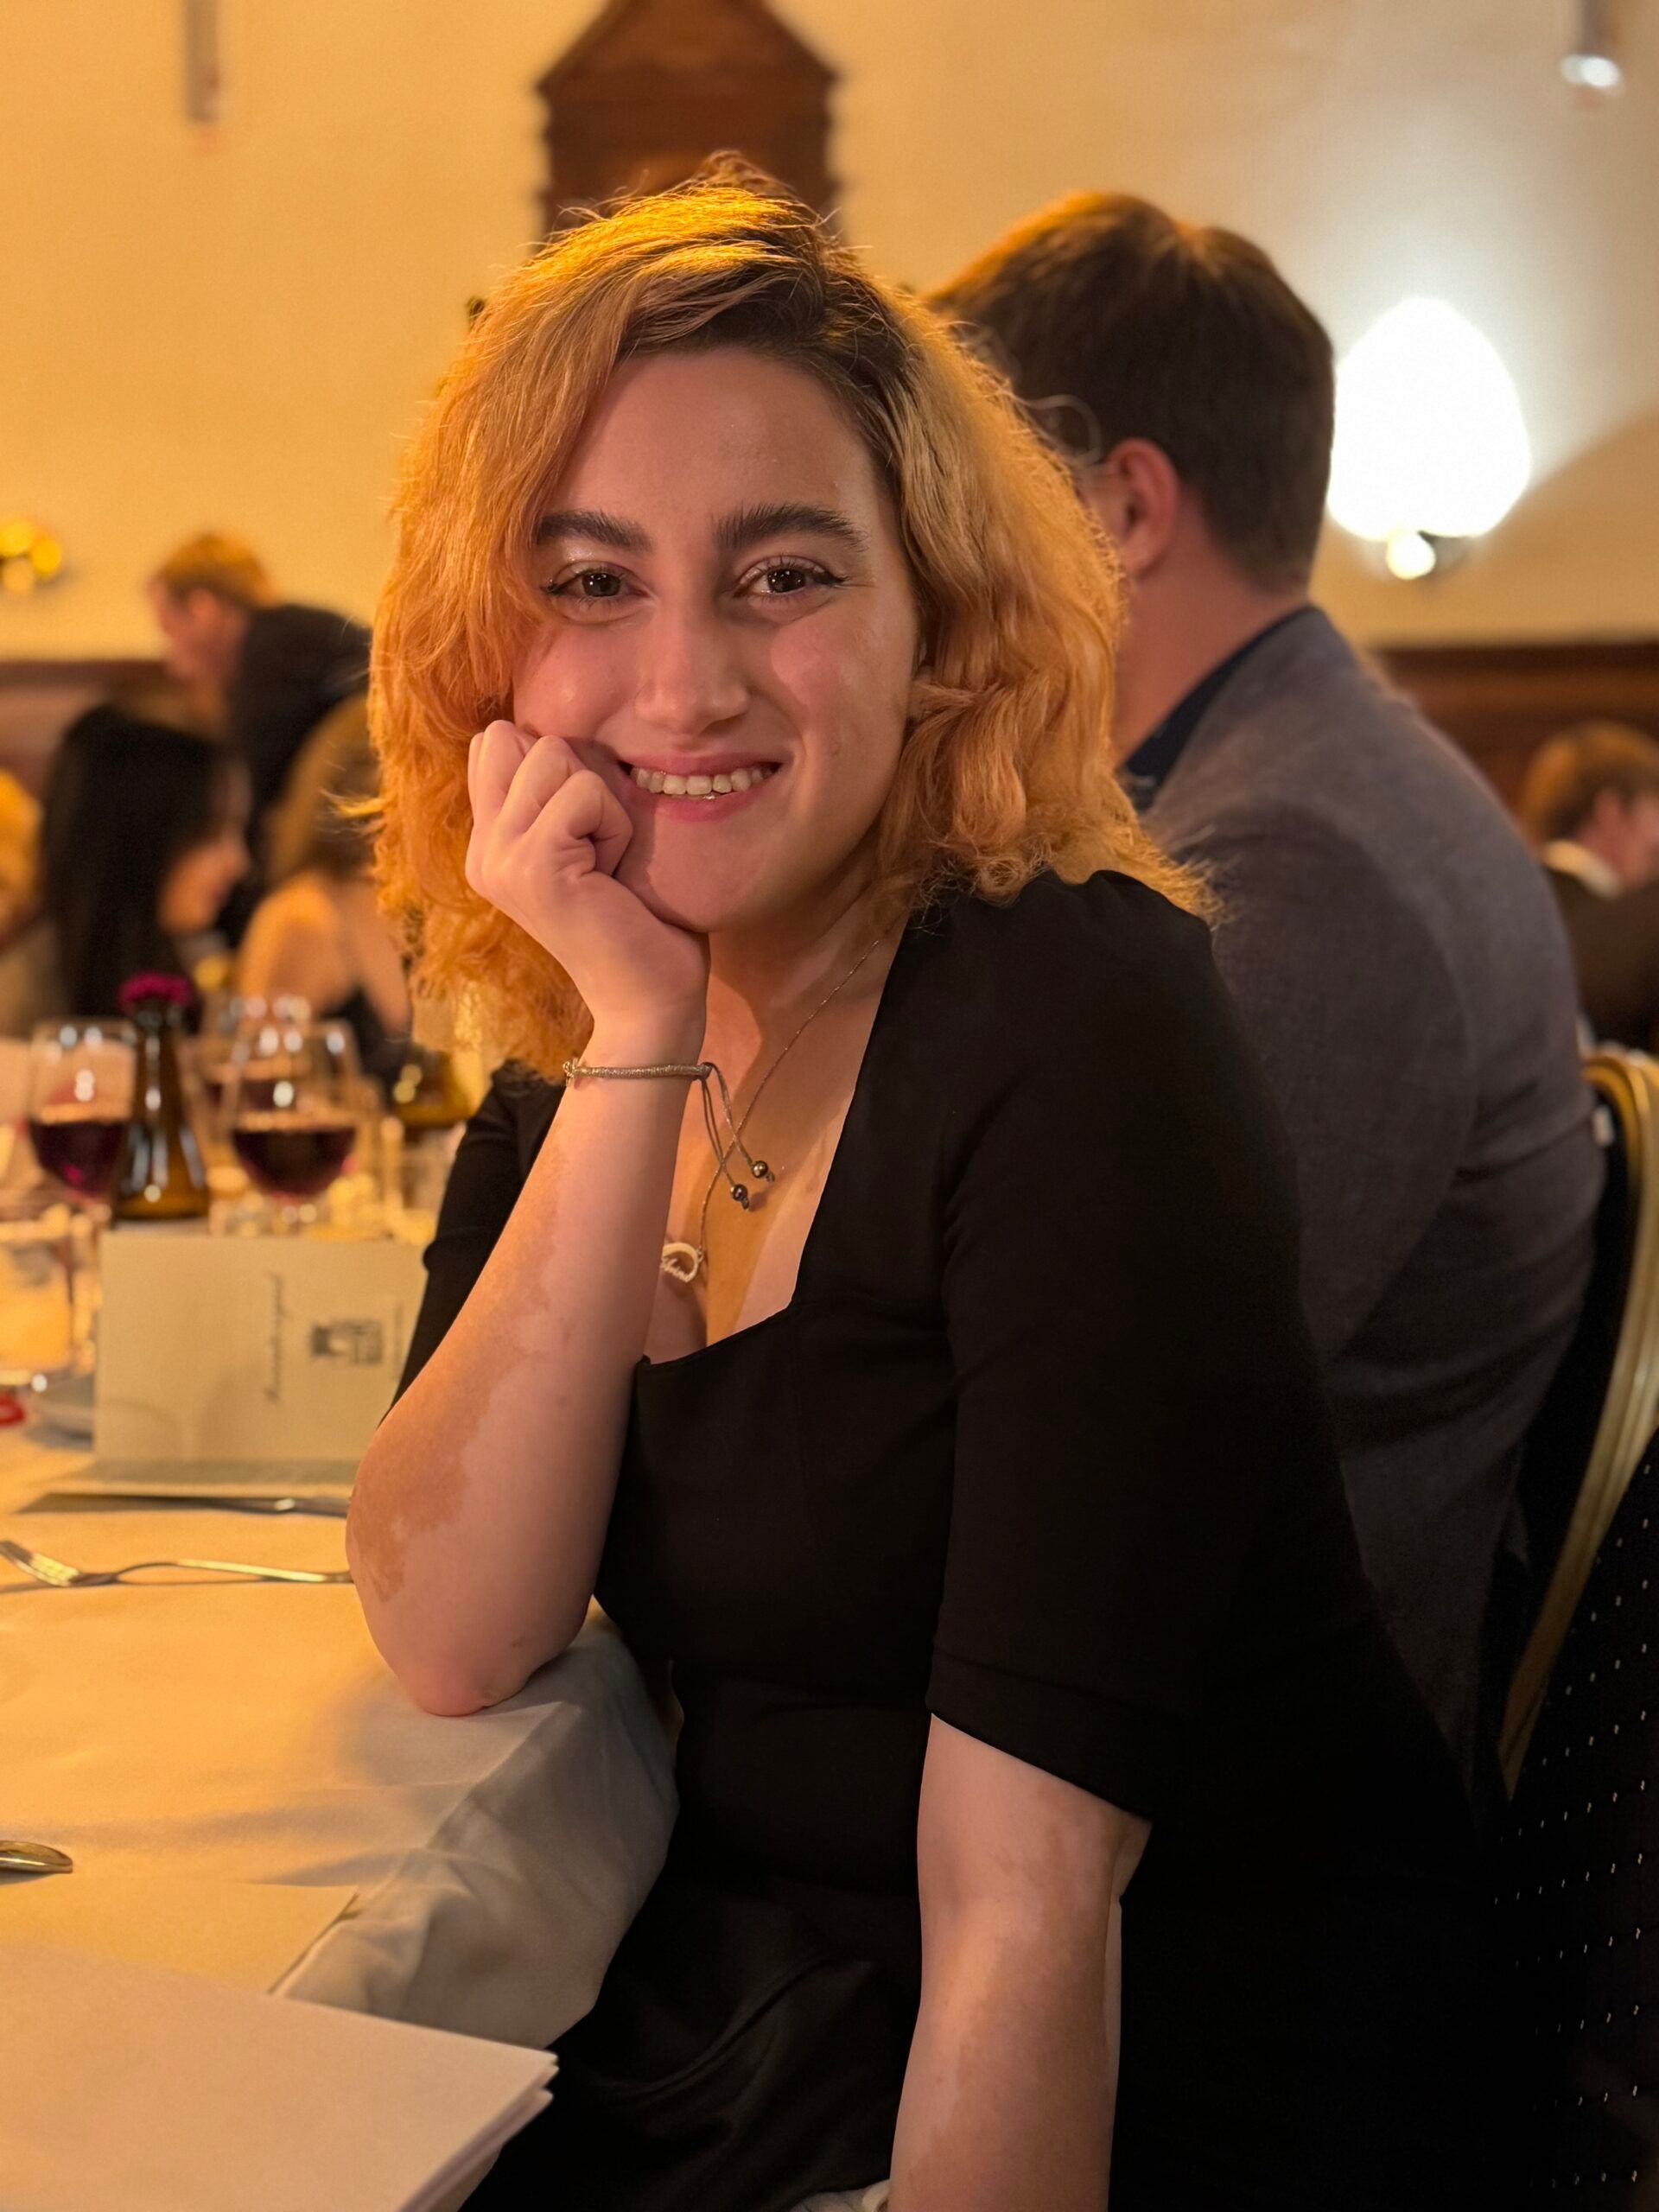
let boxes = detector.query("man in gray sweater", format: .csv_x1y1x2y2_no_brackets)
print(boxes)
933,197,1601,1783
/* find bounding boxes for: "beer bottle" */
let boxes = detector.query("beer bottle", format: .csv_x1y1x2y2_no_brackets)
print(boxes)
111,975,210,1224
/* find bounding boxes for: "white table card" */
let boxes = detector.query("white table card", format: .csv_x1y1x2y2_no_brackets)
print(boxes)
96,1232,426,1462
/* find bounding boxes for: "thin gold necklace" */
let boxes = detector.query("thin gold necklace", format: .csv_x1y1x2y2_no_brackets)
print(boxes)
660,931,888,1284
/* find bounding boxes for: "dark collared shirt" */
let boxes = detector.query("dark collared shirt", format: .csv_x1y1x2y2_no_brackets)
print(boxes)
1122,606,1316,810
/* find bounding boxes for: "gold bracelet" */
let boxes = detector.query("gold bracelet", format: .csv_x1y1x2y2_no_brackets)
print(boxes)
561,1059,710,1083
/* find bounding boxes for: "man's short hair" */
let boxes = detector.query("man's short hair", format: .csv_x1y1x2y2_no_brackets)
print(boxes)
929,194,1336,591
1517,721,1659,848
150,532,276,610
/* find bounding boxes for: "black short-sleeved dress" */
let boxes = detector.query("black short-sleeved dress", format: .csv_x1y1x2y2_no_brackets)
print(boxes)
402,874,1494,2212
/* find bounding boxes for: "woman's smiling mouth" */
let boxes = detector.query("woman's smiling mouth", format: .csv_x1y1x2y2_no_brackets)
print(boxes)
622,760,780,803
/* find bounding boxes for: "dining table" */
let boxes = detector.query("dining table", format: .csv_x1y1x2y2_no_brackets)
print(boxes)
0,1418,678,2053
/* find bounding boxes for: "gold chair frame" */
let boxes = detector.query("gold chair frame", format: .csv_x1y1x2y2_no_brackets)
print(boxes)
1503,1050,1659,1792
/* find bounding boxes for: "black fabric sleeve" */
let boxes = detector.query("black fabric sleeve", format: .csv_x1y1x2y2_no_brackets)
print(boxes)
926,875,1352,1818
396,1071,557,1398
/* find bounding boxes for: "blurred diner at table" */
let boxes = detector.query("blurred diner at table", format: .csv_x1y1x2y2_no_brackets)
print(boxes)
147,534,371,936
351,167,1493,2212
237,696,411,1090
931,195,1604,1798
1519,721,1659,1050
0,705,249,1037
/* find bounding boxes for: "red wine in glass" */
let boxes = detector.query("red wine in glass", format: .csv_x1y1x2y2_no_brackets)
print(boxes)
204,1062,282,1114
29,1101,128,1198
232,1111,357,1198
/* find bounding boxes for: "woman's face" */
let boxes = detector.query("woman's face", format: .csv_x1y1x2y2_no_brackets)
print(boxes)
512,347,922,936
157,786,250,935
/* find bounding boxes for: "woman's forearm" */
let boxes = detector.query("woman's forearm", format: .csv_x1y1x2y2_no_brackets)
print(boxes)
892,1721,1141,2210
347,1025,695,1713
888,1908,1116,2212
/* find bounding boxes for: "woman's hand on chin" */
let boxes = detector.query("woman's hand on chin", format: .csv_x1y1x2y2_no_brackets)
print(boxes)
466,720,708,1056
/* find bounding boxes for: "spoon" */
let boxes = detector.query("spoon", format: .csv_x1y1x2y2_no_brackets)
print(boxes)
0,1840,73,1876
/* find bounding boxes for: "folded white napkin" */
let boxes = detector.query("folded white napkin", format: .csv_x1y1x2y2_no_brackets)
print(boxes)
0,1942,554,2212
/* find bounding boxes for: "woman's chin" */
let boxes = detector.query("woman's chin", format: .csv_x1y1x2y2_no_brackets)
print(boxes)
617,854,766,939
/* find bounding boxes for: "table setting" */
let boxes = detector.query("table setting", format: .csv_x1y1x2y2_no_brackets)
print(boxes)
0,1007,679,2209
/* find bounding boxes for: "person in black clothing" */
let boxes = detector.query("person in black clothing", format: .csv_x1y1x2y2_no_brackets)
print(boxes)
148,534,370,928
0,704,248,1034
348,168,1493,2210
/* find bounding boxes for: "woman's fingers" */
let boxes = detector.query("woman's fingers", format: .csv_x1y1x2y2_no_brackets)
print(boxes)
467,720,535,833
522,765,633,879
486,732,632,874
466,721,636,919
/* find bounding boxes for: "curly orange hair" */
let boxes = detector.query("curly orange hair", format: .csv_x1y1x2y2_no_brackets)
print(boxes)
373,168,1202,1077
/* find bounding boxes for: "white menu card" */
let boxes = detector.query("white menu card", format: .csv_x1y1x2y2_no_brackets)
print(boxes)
95,1233,426,1463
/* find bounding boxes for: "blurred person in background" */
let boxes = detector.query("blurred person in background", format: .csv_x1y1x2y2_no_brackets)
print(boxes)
1518,721,1659,1049
238,695,410,1086
148,533,370,927
0,705,248,1034
932,195,1602,1798
0,771,41,949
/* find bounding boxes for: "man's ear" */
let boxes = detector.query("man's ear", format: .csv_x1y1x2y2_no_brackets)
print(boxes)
1079,438,1183,581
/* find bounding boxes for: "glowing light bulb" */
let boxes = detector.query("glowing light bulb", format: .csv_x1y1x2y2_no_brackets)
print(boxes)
1327,299,1532,563
1383,530,1438,582
1562,50,1622,90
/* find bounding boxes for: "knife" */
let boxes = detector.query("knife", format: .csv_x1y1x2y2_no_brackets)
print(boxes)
31,1490,351,1518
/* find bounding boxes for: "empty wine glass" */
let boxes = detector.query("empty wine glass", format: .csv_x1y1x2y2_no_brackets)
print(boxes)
223,1018,361,1227
26,1017,138,1204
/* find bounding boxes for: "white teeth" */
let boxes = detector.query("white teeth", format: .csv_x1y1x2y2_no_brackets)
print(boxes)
630,763,774,798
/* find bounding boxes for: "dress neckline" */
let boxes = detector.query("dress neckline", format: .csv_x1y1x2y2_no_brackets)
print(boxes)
637,905,926,1378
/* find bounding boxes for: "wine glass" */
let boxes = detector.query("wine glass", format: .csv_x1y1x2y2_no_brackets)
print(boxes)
26,1017,138,1204
224,1019,362,1228
194,993,314,1126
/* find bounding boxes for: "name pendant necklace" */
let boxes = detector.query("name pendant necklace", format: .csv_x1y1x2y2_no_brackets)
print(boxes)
660,932,888,1285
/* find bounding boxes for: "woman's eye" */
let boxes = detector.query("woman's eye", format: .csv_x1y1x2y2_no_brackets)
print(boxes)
543,567,629,606
743,561,839,601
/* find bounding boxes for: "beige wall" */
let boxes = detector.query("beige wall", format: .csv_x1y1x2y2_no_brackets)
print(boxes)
3,0,1656,657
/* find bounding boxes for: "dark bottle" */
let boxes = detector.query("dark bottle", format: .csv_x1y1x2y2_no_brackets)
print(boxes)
389,1046,473,1134
111,974,211,1224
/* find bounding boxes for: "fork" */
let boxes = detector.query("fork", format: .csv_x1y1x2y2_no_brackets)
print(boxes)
0,1538,352,1588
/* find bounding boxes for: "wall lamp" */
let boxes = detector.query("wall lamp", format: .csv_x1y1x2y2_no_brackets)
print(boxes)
1325,298,1532,582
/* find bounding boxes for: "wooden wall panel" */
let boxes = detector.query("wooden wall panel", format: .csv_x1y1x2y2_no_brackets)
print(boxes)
1375,639,1659,810
0,658,167,797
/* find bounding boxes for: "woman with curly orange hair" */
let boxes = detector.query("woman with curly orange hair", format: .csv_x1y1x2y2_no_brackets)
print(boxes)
350,172,1491,2211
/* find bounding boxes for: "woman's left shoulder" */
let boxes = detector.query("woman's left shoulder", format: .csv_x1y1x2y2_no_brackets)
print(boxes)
924,869,1217,1018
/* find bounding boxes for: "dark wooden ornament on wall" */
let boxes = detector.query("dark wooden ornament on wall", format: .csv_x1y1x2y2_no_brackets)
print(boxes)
537,0,836,232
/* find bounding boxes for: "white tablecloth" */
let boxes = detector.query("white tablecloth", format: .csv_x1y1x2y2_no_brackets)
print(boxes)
0,1428,677,2049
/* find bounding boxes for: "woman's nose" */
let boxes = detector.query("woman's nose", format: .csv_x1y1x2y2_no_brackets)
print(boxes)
632,607,749,736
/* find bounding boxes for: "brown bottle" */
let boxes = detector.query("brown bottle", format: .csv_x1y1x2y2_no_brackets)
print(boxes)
112,975,211,1224
389,1046,472,1134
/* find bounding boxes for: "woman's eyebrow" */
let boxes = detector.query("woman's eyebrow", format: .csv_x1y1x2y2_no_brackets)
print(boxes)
533,508,649,552
715,503,869,557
